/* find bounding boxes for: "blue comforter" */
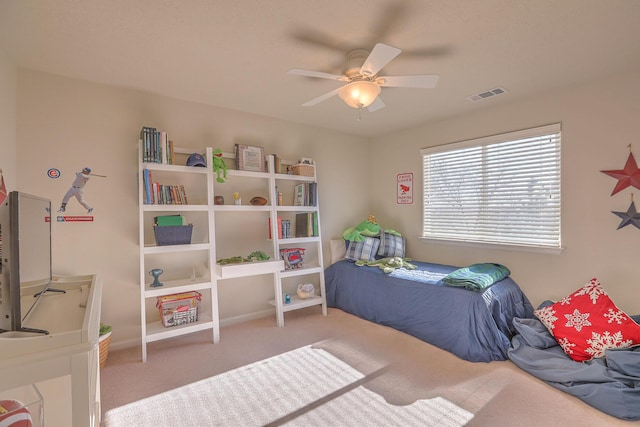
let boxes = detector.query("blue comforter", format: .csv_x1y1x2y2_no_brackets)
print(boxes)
324,260,534,362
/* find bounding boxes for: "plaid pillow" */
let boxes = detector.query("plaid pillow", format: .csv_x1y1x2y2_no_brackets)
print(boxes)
377,231,405,258
345,237,380,262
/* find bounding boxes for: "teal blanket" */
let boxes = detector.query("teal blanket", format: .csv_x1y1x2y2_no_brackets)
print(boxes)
442,263,511,291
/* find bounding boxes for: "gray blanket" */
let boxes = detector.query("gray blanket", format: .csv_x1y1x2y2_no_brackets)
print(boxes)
508,315,640,420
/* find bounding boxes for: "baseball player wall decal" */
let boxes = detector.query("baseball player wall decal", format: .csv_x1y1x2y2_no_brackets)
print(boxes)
58,167,106,213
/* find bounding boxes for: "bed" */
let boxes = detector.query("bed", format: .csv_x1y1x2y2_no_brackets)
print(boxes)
324,259,535,362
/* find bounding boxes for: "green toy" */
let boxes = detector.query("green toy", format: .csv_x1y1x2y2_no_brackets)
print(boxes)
217,251,270,265
212,149,228,183
355,256,417,274
342,214,381,242
245,251,270,261
342,214,402,242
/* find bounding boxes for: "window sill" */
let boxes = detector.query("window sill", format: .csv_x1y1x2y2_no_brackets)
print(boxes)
418,237,564,255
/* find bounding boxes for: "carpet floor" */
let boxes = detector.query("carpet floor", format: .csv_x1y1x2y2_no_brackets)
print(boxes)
104,345,473,426
100,308,639,426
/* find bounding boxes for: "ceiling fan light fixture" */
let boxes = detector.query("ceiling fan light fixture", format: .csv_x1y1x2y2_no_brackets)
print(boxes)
337,81,381,109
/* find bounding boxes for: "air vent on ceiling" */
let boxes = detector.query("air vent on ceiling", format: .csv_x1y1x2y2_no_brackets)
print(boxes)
467,87,508,102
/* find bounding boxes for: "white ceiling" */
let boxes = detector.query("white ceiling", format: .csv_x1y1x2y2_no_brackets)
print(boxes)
2,0,640,138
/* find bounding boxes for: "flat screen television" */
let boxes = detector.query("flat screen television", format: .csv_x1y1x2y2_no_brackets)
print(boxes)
0,191,54,334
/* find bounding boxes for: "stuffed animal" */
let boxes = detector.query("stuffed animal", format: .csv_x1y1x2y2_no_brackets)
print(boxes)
355,256,417,273
342,214,381,242
342,214,402,242
212,149,227,183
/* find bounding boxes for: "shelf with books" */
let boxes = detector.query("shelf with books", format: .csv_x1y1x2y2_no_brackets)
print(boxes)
267,155,327,326
138,139,218,362
137,136,326,361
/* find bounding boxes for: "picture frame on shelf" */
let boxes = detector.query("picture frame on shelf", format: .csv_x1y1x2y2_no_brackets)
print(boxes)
235,144,266,172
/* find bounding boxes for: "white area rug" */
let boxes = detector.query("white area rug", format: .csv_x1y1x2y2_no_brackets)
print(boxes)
103,345,473,427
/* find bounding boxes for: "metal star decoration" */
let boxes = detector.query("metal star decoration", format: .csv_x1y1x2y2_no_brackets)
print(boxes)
601,152,640,196
612,201,640,230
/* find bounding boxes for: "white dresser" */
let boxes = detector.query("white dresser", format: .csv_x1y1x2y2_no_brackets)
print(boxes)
0,274,102,426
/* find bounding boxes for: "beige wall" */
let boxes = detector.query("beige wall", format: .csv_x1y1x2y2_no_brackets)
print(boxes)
13,66,640,348
16,69,371,346
370,68,640,313
0,49,17,187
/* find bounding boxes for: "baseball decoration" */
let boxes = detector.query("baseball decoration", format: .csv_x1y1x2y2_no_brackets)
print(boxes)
0,400,33,427
46,168,61,179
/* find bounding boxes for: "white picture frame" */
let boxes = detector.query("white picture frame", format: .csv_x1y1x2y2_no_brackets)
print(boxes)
236,145,266,172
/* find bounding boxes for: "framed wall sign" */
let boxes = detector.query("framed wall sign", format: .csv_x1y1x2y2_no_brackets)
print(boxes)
397,172,413,204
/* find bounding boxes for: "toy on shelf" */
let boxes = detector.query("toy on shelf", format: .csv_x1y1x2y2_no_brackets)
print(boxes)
217,251,270,265
149,268,164,287
212,149,228,183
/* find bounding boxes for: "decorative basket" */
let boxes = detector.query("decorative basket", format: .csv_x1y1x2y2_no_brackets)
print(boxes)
99,331,112,368
292,163,315,177
156,291,201,327
153,224,193,246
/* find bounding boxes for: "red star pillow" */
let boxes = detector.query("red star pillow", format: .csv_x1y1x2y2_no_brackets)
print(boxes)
534,278,640,362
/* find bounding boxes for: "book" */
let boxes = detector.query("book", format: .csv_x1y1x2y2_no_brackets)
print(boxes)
155,215,184,226
140,126,175,165
282,219,291,238
308,182,317,207
268,216,283,239
294,183,305,206
295,212,316,237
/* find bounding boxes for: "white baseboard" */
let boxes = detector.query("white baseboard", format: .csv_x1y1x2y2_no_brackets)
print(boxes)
109,308,276,352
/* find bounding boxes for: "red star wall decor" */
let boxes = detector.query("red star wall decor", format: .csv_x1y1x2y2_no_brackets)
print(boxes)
601,152,640,196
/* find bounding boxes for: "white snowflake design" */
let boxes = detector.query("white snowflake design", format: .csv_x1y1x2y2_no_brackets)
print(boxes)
574,278,607,304
564,309,591,332
559,295,572,305
585,330,633,359
604,308,627,325
534,306,558,330
557,337,575,355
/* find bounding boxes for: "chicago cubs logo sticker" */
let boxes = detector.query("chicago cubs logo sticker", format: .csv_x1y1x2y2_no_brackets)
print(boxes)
47,168,61,179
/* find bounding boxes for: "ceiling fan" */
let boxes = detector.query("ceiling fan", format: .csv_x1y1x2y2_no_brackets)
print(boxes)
288,43,439,112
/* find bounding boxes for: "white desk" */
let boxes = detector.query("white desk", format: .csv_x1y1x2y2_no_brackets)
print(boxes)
0,274,102,427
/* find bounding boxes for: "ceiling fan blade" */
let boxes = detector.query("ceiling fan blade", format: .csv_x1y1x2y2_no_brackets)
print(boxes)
360,43,401,77
287,68,347,81
301,88,340,107
377,74,440,88
367,97,385,112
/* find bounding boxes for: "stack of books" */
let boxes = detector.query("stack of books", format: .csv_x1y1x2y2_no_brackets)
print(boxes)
295,212,318,238
293,183,318,207
142,169,188,205
141,126,174,164
269,217,292,239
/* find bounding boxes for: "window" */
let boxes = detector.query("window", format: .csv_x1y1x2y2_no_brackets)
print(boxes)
421,123,561,250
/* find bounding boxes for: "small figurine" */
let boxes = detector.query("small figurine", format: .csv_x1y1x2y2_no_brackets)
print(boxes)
212,149,228,183
149,268,164,287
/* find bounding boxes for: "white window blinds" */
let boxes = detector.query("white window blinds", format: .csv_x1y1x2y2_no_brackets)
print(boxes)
421,123,561,249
